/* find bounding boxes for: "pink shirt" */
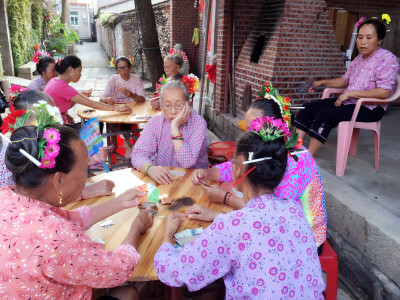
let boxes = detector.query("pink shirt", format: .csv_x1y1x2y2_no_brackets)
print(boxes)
44,78,79,123
155,194,325,299
102,74,145,104
130,110,209,170
343,48,399,110
0,187,140,299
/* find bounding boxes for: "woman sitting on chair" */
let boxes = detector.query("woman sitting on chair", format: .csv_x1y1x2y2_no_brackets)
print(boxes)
130,80,208,185
1,123,153,299
294,19,399,156
155,118,325,298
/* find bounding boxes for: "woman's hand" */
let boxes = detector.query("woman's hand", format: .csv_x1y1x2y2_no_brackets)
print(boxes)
66,113,75,125
101,97,116,105
162,212,186,243
202,184,226,203
82,180,115,199
335,92,351,106
191,168,220,184
132,208,154,234
185,204,219,222
114,105,132,114
119,87,132,98
81,89,92,97
148,166,173,185
115,187,147,209
308,80,323,93
149,92,161,110
170,102,190,132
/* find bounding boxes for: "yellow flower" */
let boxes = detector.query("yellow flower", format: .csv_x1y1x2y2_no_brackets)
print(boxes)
382,13,391,24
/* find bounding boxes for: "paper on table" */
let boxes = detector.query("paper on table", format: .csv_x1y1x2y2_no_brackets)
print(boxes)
94,168,144,197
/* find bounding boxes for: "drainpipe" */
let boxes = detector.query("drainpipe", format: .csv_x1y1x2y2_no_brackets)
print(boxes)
231,0,235,117
223,0,233,113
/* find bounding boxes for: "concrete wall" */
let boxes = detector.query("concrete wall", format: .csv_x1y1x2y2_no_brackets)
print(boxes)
70,4,93,40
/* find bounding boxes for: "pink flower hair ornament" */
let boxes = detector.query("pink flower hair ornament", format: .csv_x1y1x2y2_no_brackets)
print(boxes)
32,51,50,64
38,128,61,169
248,116,301,161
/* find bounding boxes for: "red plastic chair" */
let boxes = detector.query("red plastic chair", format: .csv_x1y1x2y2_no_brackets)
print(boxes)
319,241,338,300
322,74,400,176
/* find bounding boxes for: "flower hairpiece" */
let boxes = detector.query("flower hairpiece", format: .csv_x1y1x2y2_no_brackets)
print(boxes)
110,57,116,68
256,82,292,127
127,55,134,65
55,58,63,66
169,48,188,61
8,85,29,102
356,17,366,28
381,13,391,25
155,73,199,96
32,51,50,64
248,116,301,161
110,56,134,68
38,128,60,168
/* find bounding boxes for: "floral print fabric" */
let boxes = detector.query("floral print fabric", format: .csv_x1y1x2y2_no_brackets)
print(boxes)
0,187,139,299
155,194,325,299
215,148,327,247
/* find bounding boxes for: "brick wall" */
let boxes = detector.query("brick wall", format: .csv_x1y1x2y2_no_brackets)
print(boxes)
215,0,346,119
170,0,201,75
326,0,400,8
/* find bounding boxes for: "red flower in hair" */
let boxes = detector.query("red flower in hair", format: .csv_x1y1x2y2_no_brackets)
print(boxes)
0,109,27,134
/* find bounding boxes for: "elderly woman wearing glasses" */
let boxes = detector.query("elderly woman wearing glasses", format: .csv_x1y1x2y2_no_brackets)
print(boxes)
100,56,146,104
130,80,209,185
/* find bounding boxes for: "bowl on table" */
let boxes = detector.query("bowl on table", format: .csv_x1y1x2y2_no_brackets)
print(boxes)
209,141,236,158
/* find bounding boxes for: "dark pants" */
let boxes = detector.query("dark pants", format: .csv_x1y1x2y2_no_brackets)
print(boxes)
294,97,385,143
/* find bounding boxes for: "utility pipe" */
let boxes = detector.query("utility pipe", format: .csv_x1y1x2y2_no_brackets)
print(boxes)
198,0,212,117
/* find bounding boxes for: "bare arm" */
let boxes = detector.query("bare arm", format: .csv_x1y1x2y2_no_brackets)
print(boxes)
71,93,131,113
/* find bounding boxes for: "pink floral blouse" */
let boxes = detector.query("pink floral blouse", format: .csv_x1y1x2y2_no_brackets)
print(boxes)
215,148,327,247
102,74,145,104
155,194,325,299
0,187,140,299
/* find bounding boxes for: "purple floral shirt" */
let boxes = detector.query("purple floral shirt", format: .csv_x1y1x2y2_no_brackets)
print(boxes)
215,148,327,247
155,194,325,299
130,110,209,170
0,143,14,188
343,48,399,110
28,76,47,91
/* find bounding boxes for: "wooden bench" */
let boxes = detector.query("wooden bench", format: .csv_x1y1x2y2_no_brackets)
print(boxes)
17,61,36,80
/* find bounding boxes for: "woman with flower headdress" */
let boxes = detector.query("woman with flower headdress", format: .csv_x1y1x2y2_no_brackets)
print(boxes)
294,18,399,156
155,118,325,299
0,119,153,298
149,54,184,110
0,90,115,200
191,85,327,252
44,55,132,126
28,52,58,91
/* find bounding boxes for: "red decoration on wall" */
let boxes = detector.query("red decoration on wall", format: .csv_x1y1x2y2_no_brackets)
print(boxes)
205,63,216,84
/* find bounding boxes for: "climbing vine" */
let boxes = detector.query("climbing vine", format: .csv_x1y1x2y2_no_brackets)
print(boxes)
7,0,44,74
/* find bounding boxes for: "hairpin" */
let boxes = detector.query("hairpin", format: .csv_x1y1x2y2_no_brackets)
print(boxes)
242,151,271,164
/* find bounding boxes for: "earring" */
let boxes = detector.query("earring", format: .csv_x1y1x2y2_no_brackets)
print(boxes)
58,194,62,205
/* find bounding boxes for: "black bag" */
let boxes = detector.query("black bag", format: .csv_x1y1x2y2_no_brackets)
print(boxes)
0,88,8,114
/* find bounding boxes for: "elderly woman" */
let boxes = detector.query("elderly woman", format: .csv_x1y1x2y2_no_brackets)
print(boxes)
150,54,184,110
100,56,146,155
295,19,399,156
0,90,114,199
131,80,208,185
29,56,58,91
44,55,131,125
191,99,327,252
0,124,153,299
155,120,325,298
100,56,145,104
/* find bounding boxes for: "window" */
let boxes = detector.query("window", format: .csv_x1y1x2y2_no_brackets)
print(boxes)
70,12,78,26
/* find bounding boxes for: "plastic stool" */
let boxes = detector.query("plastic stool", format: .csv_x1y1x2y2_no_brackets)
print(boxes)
319,241,338,300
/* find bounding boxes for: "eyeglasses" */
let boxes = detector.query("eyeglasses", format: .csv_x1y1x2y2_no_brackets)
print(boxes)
162,103,185,111
117,66,129,70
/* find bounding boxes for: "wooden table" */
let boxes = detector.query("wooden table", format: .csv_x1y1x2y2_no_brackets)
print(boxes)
65,168,231,298
77,101,161,170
